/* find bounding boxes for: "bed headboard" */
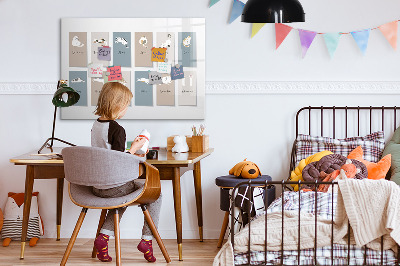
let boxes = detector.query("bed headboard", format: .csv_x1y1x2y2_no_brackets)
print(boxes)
295,106,400,138
290,106,400,179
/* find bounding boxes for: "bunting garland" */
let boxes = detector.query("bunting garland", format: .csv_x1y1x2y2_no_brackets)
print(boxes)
351,29,370,55
251,23,266,38
323,33,341,58
298,30,317,58
378,21,398,50
208,1,399,59
209,0,220,7
275,23,292,49
229,0,245,24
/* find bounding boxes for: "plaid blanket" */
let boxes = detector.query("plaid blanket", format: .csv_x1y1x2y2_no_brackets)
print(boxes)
234,244,397,265
234,191,397,265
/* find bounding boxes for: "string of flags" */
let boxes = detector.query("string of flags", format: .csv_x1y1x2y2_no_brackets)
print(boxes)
209,0,399,58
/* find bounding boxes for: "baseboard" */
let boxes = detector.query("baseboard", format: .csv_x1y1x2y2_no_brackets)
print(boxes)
1,81,400,94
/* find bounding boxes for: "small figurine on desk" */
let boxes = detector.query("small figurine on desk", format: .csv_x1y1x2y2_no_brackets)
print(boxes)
172,135,189,153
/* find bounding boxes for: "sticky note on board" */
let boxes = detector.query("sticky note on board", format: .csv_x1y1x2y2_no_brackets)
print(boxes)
88,63,103,77
98,46,111,61
151,47,167,62
171,65,184,80
158,62,171,73
107,66,122,81
148,71,163,85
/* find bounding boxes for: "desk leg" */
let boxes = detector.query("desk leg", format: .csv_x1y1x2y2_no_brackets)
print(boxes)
56,178,64,241
172,167,183,261
20,165,35,259
193,161,203,242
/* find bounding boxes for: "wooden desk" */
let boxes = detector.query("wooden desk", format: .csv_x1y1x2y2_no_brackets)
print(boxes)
10,147,213,261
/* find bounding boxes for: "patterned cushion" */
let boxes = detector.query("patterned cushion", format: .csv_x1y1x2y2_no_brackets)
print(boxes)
295,131,385,166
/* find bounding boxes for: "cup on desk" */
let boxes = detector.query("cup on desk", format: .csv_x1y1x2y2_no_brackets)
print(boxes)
146,150,158,160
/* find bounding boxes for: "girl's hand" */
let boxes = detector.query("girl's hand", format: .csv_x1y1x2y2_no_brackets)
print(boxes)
134,148,149,157
129,137,147,154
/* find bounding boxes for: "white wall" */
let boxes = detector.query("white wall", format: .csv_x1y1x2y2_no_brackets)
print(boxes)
1,0,400,240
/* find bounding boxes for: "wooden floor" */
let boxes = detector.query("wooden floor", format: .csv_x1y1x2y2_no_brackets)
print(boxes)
0,239,221,265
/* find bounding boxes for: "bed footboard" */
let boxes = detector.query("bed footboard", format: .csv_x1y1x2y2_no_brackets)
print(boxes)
230,180,400,266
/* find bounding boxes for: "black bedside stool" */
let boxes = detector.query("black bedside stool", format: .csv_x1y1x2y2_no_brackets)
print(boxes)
215,175,275,248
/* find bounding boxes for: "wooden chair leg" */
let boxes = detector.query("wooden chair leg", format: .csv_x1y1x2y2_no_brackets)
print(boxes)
114,210,121,266
91,209,108,258
217,211,230,248
141,205,171,263
60,208,88,266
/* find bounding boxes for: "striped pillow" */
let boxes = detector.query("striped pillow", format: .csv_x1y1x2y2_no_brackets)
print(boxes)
294,131,385,166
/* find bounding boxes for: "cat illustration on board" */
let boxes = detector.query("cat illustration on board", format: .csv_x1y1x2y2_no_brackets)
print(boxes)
72,36,85,47
92,78,104,84
160,39,172,49
183,36,191,48
115,37,129,48
71,77,85,83
139,36,148,48
137,78,150,84
93,38,107,46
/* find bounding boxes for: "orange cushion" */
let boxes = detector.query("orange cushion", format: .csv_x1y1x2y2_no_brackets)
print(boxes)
347,146,391,180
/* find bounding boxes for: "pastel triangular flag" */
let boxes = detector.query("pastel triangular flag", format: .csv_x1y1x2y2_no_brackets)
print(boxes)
251,23,266,38
323,33,341,58
275,23,293,49
351,29,370,55
209,0,220,7
298,29,317,58
378,21,398,50
229,0,245,24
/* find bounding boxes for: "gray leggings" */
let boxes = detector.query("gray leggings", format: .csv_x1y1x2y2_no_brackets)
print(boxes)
92,180,162,240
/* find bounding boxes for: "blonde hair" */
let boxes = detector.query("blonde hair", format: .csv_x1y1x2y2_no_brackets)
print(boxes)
95,82,133,120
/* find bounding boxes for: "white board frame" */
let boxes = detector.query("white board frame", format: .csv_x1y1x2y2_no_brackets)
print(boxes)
61,18,205,120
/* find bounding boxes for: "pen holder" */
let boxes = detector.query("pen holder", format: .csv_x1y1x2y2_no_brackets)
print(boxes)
191,135,209,153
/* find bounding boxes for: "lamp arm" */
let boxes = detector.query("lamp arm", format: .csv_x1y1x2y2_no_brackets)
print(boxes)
50,105,57,148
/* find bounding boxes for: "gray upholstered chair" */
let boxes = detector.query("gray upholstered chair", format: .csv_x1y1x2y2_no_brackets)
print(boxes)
60,146,171,265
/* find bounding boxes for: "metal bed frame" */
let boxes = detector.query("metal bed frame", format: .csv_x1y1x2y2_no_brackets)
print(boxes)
230,106,400,266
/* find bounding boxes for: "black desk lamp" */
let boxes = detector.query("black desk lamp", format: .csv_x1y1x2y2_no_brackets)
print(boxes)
241,0,305,23
38,80,80,154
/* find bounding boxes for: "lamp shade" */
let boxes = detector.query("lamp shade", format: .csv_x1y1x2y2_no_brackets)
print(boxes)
52,84,80,107
242,0,305,23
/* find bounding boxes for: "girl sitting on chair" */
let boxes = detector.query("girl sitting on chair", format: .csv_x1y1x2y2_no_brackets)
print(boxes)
91,82,162,263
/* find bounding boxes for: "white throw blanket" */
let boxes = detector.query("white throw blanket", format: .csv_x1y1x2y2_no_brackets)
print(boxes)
213,179,400,266
335,178,400,251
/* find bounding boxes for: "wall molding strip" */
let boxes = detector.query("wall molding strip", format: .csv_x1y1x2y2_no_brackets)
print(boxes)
1,81,400,95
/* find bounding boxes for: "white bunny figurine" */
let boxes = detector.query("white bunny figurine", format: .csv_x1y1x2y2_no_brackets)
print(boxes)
172,135,189,153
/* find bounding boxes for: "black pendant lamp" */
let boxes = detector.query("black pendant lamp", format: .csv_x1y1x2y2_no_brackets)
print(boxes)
242,0,305,23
